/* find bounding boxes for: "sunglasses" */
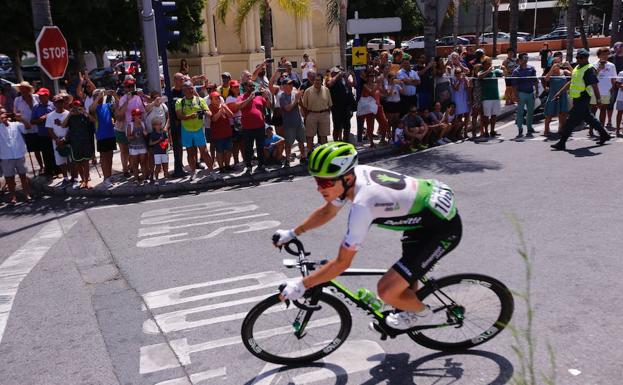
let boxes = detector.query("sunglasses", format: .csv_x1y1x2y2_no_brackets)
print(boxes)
314,177,338,189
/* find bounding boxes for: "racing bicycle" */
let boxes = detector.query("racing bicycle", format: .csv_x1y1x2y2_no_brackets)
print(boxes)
241,239,514,365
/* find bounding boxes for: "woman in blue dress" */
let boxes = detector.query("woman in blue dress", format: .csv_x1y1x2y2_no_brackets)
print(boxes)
544,61,571,137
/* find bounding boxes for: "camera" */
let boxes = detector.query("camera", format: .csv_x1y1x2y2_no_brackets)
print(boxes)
255,91,263,96
196,109,206,119
265,58,275,63
131,90,138,96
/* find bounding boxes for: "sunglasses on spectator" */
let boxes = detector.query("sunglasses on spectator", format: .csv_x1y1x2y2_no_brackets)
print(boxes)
314,177,338,189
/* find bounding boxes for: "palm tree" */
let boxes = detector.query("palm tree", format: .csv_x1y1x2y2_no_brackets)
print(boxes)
30,0,53,88
509,0,519,53
491,0,500,57
452,0,459,50
610,0,621,46
216,0,309,75
326,0,348,68
566,0,578,62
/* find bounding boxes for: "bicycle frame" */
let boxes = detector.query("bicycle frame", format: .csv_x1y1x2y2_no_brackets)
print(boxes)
279,239,464,340
296,269,463,340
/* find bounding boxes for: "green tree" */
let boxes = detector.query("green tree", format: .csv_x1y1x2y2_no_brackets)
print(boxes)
566,0,578,62
167,0,207,53
326,0,348,68
216,0,309,75
0,0,34,82
31,0,54,87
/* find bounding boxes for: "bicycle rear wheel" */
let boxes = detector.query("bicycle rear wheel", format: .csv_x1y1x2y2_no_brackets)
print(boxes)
408,273,514,351
241,292,352,365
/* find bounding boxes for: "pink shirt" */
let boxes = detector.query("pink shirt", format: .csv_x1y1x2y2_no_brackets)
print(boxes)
119,94,145,123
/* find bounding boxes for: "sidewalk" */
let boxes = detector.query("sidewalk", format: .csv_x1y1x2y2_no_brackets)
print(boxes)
31,103,517,197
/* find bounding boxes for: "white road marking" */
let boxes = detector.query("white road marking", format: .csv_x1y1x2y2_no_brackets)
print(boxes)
137,201,280,247
143,293,278,334
250,340,386,385
0,217,77,344
153,367,227,385
139,316,341,373
143,271,287,309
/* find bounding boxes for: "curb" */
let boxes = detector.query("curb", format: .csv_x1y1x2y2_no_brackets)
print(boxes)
31,145,396,198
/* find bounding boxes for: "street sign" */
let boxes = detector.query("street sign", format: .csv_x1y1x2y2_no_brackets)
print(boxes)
352,47,367,66
35,26,69,80
347,17,402,35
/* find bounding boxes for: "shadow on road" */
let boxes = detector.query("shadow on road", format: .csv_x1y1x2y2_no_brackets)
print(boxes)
567,144,603,157
241,349,513,385
361,350,514,385
381,147,504,176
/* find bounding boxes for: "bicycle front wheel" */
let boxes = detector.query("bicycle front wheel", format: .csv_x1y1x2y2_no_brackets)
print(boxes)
241,292,352,365
408,273,514,351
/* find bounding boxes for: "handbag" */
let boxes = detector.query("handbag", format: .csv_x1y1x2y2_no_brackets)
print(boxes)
56,143,71,157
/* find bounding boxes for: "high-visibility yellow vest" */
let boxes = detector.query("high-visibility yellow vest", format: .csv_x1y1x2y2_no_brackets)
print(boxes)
569,64,593,99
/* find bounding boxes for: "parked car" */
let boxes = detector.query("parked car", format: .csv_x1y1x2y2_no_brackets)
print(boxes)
479,32,526,43
459,35,479,44
0,55,12,71
517,32,533,41
533,30,580,41
88,67,117,89
401,36,425,50
436,36,470,46
366,38,396,51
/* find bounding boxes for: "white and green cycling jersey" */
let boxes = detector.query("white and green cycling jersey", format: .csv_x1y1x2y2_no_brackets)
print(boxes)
331,165,457,251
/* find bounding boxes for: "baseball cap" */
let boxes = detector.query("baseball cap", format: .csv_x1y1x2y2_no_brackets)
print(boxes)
182,80,193,88
71,100,82,107
131,108,142,116
209,91,221,99
576,48,590,57
36,87,50,96
475,48,485,55
230,80,240,87
123,78,136,86
221,72,231,78
52,95,64,103
281,77,295,85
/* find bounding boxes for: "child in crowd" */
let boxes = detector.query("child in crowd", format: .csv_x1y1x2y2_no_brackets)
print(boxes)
392,124,410,153
126,108,148,185
149,120,169,183
64,100,95,189
443,102,463,141
263,126,285,164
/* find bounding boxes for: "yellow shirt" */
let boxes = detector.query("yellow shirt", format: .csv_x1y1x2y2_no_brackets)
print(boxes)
302,86,333,112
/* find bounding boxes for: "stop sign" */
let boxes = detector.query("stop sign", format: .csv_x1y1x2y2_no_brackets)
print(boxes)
36,26,69,80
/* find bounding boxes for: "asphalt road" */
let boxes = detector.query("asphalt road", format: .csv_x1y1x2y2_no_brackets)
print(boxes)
1,116,622,385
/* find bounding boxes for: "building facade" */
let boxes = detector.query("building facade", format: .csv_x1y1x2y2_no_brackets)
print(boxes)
168,0,340,82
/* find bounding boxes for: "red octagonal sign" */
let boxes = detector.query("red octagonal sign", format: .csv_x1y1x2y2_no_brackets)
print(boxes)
36,26,69,80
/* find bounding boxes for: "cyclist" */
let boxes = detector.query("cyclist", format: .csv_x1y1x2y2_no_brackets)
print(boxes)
273,142,462,330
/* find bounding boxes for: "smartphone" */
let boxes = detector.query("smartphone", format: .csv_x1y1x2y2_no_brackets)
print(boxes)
265,58,275,63
255,91,263,96
277,67,287,72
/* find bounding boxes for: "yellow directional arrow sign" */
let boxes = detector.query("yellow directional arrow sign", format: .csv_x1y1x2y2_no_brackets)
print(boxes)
352,47,367,66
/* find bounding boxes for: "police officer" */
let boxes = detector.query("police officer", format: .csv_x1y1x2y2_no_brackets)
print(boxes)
550,49,612,151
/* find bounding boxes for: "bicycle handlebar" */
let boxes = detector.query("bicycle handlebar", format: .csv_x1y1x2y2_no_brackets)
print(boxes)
275,238,310,259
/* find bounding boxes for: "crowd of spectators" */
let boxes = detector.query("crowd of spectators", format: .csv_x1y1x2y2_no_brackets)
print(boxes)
1,42,623,203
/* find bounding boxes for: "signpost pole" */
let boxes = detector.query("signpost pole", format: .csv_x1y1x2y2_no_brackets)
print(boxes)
53,79,59,95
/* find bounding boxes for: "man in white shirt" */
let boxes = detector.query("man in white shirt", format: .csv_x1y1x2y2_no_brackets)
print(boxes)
300,53,316,80
0,108,32,203
396,59,421,116
13,81,43,173
45,95,71,185
591,47,617,135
